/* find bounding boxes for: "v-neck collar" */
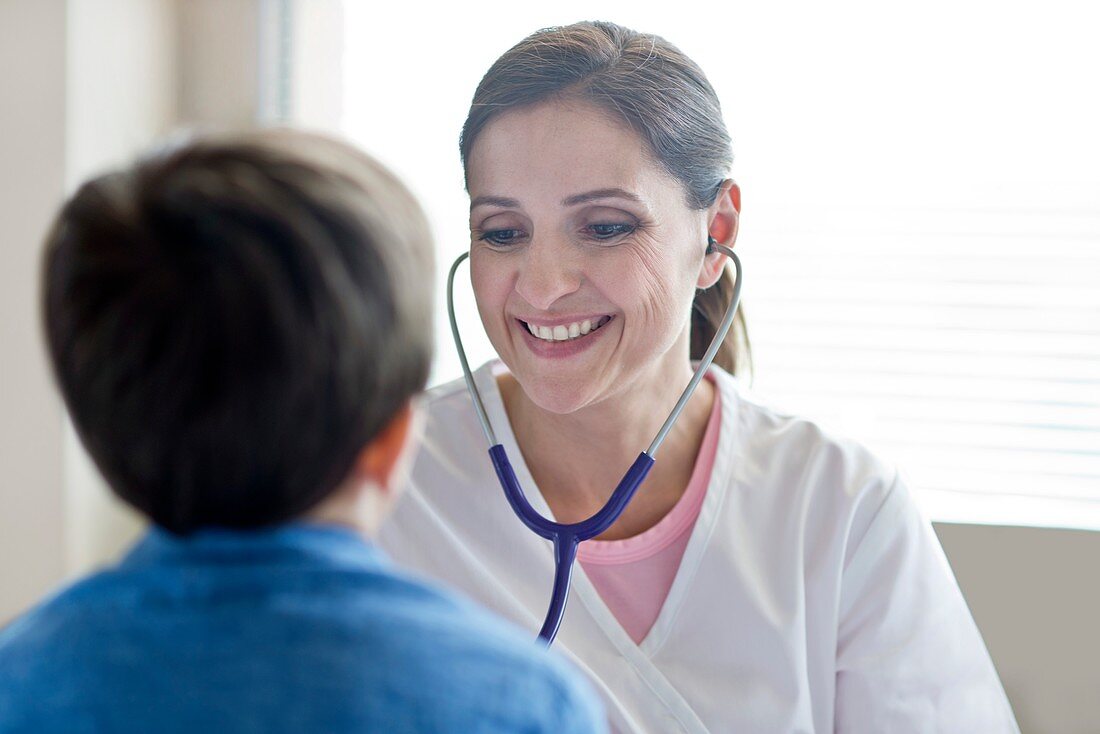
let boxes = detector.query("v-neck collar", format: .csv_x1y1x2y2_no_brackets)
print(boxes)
472,359,742,733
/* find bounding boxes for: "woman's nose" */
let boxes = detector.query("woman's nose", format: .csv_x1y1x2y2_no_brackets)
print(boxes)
513,238,582,311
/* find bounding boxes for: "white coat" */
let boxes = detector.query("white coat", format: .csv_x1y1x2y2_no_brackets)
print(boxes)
378,359,1020,733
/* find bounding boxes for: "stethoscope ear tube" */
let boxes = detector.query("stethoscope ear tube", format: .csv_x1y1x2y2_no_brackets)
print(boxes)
449,241,742,646
447,251,496,447
647,242,741,457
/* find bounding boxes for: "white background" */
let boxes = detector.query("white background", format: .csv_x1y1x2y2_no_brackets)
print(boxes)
340,0,1100,530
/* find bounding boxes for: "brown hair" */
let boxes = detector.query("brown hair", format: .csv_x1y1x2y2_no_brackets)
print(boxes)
459,21,750,378
42,129,434,534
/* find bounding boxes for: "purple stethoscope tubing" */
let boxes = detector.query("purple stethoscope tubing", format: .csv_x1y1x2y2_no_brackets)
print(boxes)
446,238,742,645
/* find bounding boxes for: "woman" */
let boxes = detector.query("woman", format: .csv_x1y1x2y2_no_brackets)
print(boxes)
379,21,1018,733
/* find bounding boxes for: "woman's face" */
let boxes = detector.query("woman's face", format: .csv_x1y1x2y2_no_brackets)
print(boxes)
466,99,727,414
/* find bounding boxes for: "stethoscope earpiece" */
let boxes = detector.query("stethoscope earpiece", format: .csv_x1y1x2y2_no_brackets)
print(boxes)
706,235,718,255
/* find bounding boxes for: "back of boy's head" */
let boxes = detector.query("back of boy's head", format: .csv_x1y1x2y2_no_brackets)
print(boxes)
42,129,434,535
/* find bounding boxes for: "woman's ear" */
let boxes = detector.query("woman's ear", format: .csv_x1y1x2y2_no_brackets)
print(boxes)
697,180,740,289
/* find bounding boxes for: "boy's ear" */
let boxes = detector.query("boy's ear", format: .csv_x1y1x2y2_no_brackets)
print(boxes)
352,402,417,494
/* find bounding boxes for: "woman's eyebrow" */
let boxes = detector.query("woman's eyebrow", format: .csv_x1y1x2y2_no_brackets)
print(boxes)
561,188,642,206
470,188,644,212
470,195,520,211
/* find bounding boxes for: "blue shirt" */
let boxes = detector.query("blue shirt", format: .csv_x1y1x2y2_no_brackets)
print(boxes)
0,523,606,733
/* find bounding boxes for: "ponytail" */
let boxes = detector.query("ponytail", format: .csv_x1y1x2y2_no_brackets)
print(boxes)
690,266,751,380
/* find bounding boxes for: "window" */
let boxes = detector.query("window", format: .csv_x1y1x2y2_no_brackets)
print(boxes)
338,0,1100,529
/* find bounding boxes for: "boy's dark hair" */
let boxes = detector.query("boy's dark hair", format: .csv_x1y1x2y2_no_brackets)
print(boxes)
42,129,434,534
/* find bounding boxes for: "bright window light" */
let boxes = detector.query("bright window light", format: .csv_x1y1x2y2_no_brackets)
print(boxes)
339,0,1100,530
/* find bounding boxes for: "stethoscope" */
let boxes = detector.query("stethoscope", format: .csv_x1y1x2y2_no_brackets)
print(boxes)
446,235,742,646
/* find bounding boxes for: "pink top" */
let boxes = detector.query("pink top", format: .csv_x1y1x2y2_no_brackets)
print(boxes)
578,375,721,644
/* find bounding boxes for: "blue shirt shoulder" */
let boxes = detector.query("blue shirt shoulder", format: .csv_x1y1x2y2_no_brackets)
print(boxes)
0,523,606,734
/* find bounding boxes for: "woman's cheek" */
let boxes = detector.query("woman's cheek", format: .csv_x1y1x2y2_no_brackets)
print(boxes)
469,260,508,338
620,242,683,329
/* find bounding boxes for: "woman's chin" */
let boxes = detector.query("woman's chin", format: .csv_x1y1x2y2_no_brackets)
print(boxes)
513,371,601,416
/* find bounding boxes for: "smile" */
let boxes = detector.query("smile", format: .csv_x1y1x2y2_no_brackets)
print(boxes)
520,316,613,342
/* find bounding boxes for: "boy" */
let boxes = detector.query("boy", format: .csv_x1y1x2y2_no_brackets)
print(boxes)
0,130,606,734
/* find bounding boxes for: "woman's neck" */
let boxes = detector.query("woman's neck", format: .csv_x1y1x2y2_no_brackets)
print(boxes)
498,347,716,540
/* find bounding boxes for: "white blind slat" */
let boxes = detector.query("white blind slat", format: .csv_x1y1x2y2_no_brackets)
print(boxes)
745,206,1100,529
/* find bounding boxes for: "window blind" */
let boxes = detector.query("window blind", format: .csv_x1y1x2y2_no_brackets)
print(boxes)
742,205,1100,529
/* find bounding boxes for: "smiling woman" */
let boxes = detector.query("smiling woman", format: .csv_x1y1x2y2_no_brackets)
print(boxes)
377,20,1020,734
465,98,738,419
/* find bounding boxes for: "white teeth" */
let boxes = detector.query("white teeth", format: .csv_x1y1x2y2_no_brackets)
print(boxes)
524,317,611,343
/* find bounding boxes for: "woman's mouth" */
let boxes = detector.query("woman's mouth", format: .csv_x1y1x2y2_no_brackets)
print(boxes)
520,315,612,342
515,315,614,360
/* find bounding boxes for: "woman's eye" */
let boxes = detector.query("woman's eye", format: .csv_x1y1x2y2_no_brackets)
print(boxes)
478,229,525,246
587,223,635,241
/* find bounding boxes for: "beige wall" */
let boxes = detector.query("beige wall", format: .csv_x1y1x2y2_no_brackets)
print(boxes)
935,522,1100,734
0,0,69,625
177,0,260,127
